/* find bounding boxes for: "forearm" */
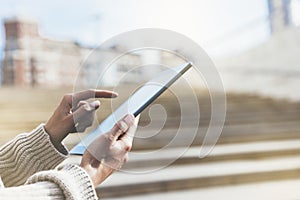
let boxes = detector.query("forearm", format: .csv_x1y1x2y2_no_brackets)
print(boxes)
0,124,68,187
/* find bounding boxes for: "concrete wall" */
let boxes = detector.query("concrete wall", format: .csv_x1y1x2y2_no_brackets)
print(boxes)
215,25,300,100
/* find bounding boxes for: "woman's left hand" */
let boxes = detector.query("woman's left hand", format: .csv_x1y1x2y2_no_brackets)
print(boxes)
80,114,139,186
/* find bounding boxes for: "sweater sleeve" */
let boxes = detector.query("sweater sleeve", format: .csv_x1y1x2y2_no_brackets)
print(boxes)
0,124,68,187
26,164,98,200
0,181,65,200
0,165,98,200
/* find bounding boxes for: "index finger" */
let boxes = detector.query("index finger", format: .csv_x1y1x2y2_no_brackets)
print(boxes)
72,89,118,106
74,89,118,100
95,89,118,98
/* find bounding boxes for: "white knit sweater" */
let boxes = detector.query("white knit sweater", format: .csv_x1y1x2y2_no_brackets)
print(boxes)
0,124,98,199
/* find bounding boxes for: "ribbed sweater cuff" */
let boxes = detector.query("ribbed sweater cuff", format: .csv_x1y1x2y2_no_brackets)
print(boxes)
0,124,68,186
26,164,98,200
40,124,69,156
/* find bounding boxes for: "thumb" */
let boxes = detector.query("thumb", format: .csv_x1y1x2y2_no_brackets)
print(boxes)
106,114,135,143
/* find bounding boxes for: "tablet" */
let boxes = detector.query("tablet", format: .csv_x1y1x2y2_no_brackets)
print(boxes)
70,62,193,155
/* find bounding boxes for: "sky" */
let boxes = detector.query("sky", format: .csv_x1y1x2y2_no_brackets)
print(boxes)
0,0,299,59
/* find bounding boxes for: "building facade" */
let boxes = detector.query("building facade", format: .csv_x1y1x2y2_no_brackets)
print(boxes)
1,17,143,88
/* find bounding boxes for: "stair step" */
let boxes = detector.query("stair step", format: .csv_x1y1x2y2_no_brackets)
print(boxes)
131,121,300,150
63,139,300,167
105,179,300,200
123,139,300,169
64,121,300,150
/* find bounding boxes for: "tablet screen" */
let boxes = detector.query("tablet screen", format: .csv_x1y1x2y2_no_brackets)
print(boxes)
70,62,192,155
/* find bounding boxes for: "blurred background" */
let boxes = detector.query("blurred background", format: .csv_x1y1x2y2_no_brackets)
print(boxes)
1,0,300,199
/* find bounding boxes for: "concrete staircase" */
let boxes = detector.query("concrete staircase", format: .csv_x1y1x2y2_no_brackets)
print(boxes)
98,140,300,198
3,88,300,199
65,91,300,199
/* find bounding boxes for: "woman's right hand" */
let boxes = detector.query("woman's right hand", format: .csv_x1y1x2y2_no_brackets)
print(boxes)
80,114,139,186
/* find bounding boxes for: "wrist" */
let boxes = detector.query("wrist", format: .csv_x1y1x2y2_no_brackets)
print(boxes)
43,125,68,155
80,161,108,187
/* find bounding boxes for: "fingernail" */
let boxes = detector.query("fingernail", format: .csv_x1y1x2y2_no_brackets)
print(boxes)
119,121,128,132
90,100,100,109
124,114,134,124
112,92,119,98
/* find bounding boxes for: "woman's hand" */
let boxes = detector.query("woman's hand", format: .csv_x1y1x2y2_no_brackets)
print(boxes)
80,114,139,186
45,89,118,148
